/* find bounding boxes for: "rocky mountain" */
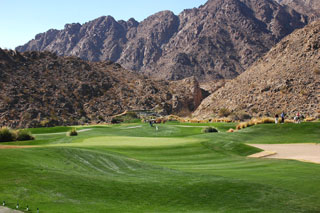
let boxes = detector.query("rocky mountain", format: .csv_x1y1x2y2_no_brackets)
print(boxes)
16,0,308,81
275,0,320,20
193,20,320,119
0,49,208,128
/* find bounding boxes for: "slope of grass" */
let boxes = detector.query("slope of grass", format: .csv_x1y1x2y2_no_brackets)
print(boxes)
0,122,319,212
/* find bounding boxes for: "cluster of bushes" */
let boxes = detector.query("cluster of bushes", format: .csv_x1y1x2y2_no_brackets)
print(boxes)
67,128,78,136
167,114,234,124
0,127,35,142
202,127,218,133
235,117,297,130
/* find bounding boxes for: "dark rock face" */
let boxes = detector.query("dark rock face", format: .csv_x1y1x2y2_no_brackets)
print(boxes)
16,0,308,81
0,49,208,128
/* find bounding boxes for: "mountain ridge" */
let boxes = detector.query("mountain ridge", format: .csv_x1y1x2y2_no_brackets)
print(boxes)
16,0,308,81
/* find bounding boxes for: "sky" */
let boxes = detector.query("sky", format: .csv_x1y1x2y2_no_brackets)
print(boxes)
0,0,207,49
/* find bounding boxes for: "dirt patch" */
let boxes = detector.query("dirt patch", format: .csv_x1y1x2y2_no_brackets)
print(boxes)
248,143,320,164
0,145,39,149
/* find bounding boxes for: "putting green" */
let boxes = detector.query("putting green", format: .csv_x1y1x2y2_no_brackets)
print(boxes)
67,136,203,147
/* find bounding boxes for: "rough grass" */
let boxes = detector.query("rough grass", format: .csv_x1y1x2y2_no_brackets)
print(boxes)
0,122,319,212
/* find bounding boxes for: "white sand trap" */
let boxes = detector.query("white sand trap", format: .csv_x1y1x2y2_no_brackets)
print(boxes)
248,143,320,164
0,206,23,213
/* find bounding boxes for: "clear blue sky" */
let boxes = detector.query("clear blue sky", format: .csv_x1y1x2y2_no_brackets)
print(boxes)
0,0,207,49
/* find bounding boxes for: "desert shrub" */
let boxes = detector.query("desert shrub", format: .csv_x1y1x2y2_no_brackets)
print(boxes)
230,112,251,121
16,129,35,141
167,115,181,122
304,117,316,122
0,127,16,142
111,117,123,124
236,117,280,130
40,119,50,127
284,119,295,123
67,128,78,136
126,112,138,118
260,117,275,123
236,122,249,130
211,118,232,123
202,127,218,133
218,108,231,117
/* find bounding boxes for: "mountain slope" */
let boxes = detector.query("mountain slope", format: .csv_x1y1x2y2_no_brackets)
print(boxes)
193,20,320,119
16,0,307,81
275,0,320,20
0,49,207,128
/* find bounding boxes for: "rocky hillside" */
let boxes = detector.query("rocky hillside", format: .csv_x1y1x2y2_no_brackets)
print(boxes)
16,0,307,81
275,0,320,20
194,21,320,119
0,49,208,128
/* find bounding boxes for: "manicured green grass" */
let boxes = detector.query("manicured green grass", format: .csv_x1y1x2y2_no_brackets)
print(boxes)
0,122,319,212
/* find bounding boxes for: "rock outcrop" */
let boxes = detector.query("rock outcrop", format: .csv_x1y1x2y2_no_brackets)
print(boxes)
16,0,308,81
194,21,320,119
0,49,208,128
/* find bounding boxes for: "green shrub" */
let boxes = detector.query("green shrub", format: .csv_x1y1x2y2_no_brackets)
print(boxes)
0,127,16,142
202,127,218,133
16,129,35,141
67,128,78,136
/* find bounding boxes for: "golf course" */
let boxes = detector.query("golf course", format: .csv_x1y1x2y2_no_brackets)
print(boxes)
0,122,320,212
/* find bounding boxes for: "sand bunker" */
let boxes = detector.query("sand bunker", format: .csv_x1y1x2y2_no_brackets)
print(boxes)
248,143,320,164
0,206,23,213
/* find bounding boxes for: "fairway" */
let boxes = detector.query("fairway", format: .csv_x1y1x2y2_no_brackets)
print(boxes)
0,122,320,212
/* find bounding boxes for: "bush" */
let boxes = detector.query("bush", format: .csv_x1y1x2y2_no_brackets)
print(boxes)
16,129,35,141
0,127,16,142
218,108,231,117
202,127,218,133
126,112,138,119
67,128,78,136
111,117,123,124
304,117,316,122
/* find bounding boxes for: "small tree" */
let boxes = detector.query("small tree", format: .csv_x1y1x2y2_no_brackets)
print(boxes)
67,128,78,136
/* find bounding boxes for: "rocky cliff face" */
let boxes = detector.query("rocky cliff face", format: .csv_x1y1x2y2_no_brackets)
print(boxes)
0,49,207,128
16,0,308,81
275,0,320,21
194,21,320,119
